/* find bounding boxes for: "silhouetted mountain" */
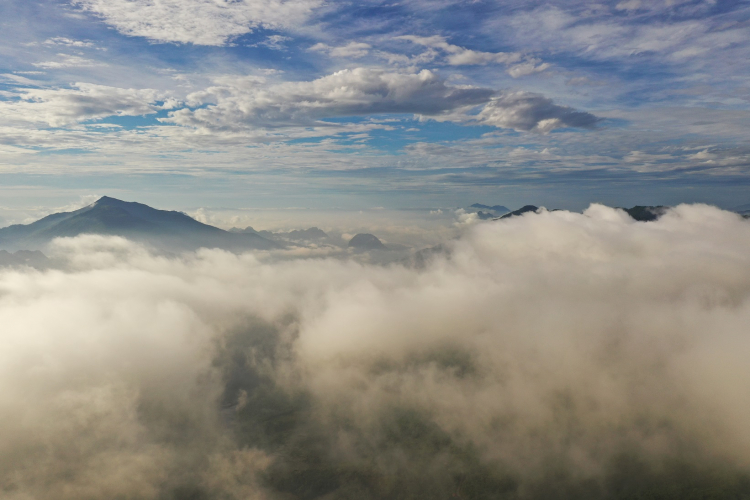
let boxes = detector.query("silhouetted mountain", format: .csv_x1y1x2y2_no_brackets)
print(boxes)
286,227,328,241
230,226,261,235
622,206,668,222
470,203,510,214
0,249,49,269
476,211,495,220
500,205,539,219
0,196,279,252
348,233,387,251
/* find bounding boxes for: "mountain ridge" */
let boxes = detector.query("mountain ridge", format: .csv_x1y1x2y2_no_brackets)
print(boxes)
0,196,279,252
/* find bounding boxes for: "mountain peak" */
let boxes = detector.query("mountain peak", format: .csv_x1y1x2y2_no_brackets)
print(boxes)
349,233,387,251
0,197,279,252
95,196,121,205
499,205,539,219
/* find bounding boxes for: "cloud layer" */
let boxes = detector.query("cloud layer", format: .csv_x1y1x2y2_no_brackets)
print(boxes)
2,205,750,498
166,69,598,133
0,83,160,127
72,0,323,45
167,69,495,129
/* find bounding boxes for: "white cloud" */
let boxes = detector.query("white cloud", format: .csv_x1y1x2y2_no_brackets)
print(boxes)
398,35,550,77
475,91,600,133
33,54,107,69
503,6,748,64
42,37,96,48
309,41,372,58
507,60,551,78
3,205,750,497
0,83,160,127
72,0,323,46
615,0,642,11
162,68,600,134
398,35,520,65
251,34,292,50
164,68,496,130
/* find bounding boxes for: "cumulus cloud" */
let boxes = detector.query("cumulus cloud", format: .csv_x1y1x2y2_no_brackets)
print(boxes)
476,91,601,132
2,205,750,498
71,0,323,46
163,68,598,133
165,68,495,130
0,83,160,127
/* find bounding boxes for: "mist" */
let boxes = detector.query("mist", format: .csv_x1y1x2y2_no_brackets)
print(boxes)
2,204,750,499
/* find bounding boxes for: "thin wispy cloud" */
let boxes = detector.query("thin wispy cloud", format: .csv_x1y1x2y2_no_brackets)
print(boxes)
71,0,324,45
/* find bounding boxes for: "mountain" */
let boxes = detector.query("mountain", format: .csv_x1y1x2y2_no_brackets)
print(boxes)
0,196,279,252
0,249,50,269
622,206,668,222
730,203,750,217
231,226,332,245
499,205,539,219
470,203,510,214
286,227,328,241
348,233,387,251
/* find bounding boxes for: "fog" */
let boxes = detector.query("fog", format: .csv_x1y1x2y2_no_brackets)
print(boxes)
2,204,750,499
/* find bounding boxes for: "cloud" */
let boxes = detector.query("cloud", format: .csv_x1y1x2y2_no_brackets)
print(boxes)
42,37,96,48
399,35,522,65
309,41,372,58
397,35,549,77
251,34,291,50
164,68,495,130
33,54,107,69
475,91,601,132
3,205,750,497
71,0,323,46
502,5,748,65
162,68,599,134
0,83,160,127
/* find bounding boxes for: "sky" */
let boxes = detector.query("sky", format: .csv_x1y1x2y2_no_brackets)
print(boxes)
1,0,750,216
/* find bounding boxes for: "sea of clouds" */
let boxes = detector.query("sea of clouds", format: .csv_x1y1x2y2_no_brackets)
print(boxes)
2,204,750,499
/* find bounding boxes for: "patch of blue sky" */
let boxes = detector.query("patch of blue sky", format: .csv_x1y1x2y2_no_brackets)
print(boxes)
84,109,173,129
36,148,94,156
320,3,411,36
318,116,497,152
285,136,326,145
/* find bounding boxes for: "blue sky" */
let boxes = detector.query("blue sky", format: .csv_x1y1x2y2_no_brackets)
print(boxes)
1,0,749,214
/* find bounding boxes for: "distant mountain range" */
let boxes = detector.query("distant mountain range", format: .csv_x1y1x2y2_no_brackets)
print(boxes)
494,205,676,222
231,226,332,244
0,196,279,253
1,198,744,262
0,249,49,269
